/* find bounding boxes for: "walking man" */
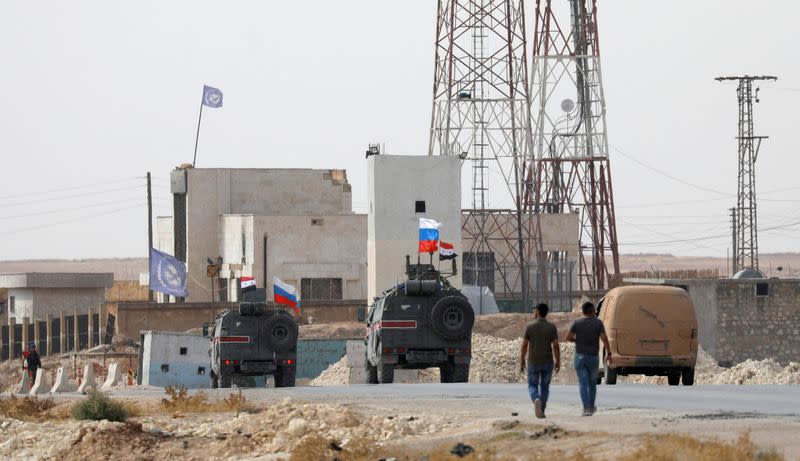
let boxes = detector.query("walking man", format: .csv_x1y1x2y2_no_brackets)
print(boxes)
519,303,560,418
566,301,611,416
26,343,41,382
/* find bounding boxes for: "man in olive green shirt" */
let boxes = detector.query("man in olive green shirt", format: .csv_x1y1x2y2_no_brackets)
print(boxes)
519,303,560,418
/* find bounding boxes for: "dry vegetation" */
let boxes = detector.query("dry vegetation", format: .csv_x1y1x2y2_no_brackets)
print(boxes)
0,394,57,421
159,385,254,414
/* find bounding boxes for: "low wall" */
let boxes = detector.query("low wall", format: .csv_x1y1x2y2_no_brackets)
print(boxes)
109,300,365,340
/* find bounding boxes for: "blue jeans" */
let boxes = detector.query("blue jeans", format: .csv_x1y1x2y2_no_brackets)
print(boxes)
527,363,554,411
574,353,600,410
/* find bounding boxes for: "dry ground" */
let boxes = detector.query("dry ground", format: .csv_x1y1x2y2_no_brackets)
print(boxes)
0,389,795,460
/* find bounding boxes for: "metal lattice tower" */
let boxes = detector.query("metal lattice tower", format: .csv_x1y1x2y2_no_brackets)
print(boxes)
715,75,777,273
429,0,545,305
525,0,619,290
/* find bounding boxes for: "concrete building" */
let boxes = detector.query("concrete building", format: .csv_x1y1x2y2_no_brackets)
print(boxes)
0,273,113,323
367,155,463,301
629,277,800,366
161,167,366,304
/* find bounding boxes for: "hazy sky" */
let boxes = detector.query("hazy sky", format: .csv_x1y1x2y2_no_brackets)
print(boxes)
1,1,798,260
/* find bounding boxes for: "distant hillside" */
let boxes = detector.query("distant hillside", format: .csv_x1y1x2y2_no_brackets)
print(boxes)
2,253,799,281
0,258,147,281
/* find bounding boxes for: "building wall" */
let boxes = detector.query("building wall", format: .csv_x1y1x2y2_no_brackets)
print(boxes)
27,288,106,321
141,331,210,388
182,168,354,302
367,155,462,302
105,281,150,303
713,279,800,366
6,288,32,323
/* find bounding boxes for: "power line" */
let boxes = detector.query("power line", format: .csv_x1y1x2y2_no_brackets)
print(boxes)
0,184,144,208
611,145,733,197
0,177,142,201
0,197,145,220
0,205,141,236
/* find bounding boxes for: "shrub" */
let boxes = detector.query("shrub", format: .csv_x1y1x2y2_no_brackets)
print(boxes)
71,392,130,422
160,385,253,414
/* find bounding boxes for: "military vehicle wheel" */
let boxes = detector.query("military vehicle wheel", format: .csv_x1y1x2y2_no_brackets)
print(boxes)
681,367,695,386
440,363,454,383
604,363,617,385
275,366,296,388
377,361,394,384
430,296,475,340
453,364,469,383
219,373,232,388
365,354,378,384
210,371,219,389
667,370,680,386
266,316,298,353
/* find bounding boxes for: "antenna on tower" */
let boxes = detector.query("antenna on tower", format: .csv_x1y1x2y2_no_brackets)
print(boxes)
715,75,777,274
526,0,620,290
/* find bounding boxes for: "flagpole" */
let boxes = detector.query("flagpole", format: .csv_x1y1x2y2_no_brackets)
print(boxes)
192,98,204,167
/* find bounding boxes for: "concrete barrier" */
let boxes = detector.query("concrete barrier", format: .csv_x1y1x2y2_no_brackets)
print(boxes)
77,364,98,394
50,366,77,394
15,370,31,394
100,362,121,390
29,369,51,395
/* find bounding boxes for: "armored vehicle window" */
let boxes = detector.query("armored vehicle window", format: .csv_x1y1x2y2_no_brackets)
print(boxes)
301,278,343,300
399,304,421,312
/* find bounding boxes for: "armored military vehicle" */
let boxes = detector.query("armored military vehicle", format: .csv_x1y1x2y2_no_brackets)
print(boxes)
205,302,298,388
365,256,474,384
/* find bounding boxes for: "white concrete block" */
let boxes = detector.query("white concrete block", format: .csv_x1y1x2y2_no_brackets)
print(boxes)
348,367,366,384
50,366,76,394
15,370,31,394
100,362,121,390
346,340,366,367
77,364,98,394
29,369,51,395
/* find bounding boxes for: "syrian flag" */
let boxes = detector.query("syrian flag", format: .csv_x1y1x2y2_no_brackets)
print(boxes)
439,241,457,260
240,276,256,293
273,276,300,315
419,218,441,253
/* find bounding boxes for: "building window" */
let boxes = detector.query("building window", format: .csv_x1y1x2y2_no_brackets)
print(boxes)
415,201,426,213
179,347,187,355
9,296,14,314
301,278,343,300
462,252,496,292
161,364,170,373
755,283,769,297
311,218,324,226
197,366,206,375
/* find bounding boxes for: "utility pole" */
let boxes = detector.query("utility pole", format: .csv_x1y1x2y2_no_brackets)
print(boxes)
147,172,154,302
716,75,777,272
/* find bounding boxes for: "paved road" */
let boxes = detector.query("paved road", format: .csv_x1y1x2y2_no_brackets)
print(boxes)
109,384,800,417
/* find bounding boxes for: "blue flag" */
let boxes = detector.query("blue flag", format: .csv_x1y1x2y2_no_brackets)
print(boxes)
149,248,188,297
202,85,223,108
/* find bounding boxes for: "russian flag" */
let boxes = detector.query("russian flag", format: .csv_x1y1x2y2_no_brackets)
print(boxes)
419,218,441,253
273,276,300,315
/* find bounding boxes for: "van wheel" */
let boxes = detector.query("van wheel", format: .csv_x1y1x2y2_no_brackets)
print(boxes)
453,364,469,383
681,367,695,386
377,362,394,384
440,363,454,383
365,354,378,384
667,370,680,386
219,373,232,388
604,363,617,385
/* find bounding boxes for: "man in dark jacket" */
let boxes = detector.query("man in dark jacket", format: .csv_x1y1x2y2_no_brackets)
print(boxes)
567,301,611,416
26,342,41,381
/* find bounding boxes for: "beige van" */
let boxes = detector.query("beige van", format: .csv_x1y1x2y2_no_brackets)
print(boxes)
597,285,698,386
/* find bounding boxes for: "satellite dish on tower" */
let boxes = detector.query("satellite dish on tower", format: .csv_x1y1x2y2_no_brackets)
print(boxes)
561,98,575,113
